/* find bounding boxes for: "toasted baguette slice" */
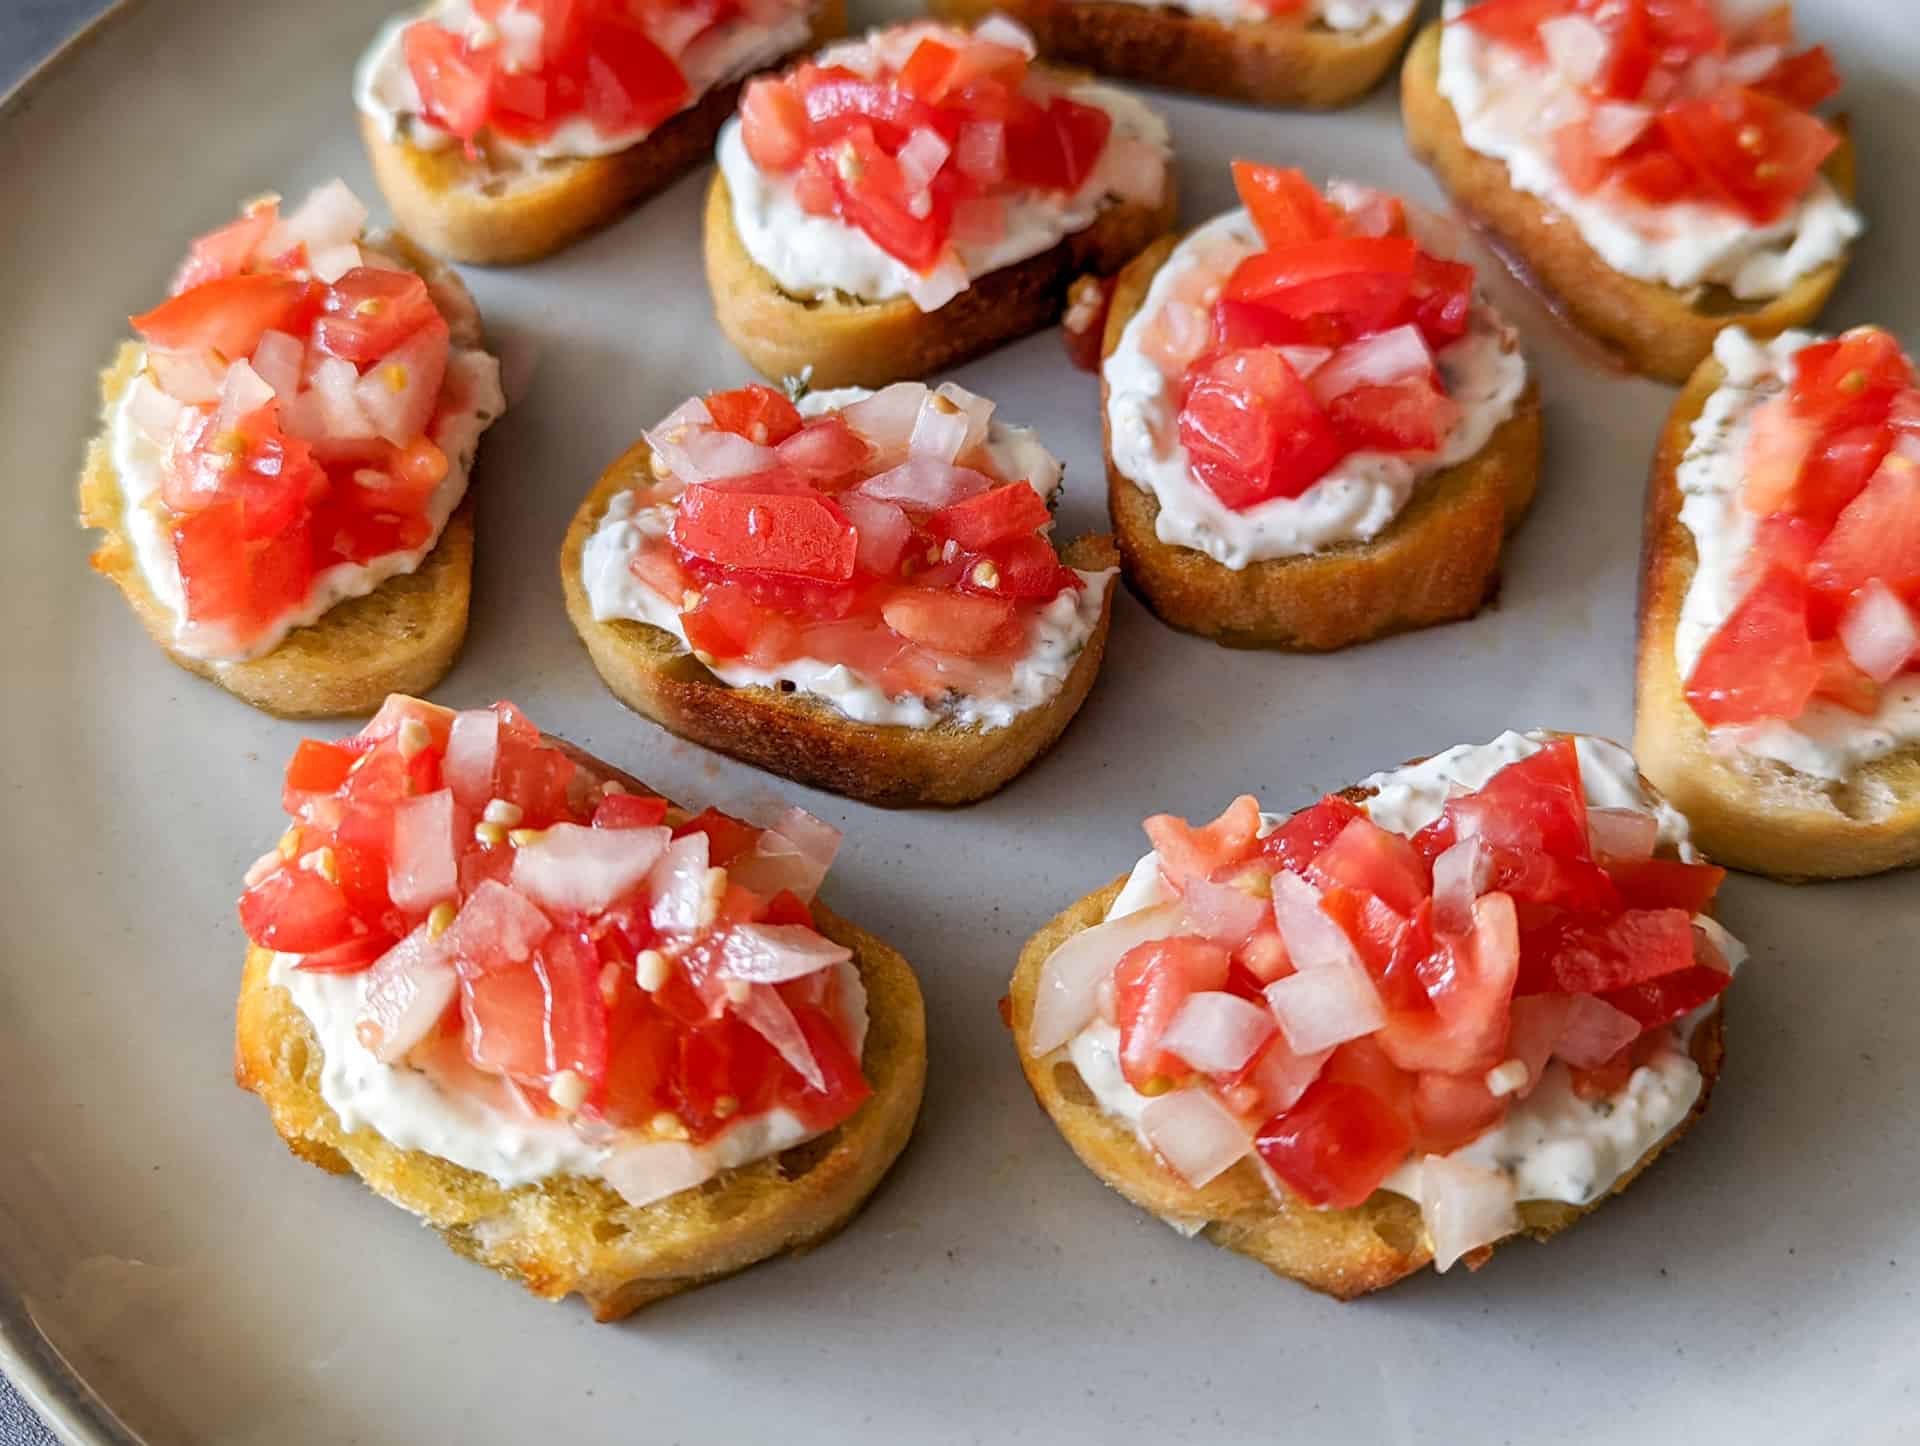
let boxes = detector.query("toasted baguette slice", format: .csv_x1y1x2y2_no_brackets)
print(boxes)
928,0,1415,108
78,238,489,719
1101,235,1543,650
560,443,1119,806
706,163,1177,391
361,0,845,266
1009,776,1726,1299
236,740,927,1322
1402,23,1856,385
1634,354,1920,880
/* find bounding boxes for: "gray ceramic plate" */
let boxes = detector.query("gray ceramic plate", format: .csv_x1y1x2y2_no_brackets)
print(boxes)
3,1,1917,1441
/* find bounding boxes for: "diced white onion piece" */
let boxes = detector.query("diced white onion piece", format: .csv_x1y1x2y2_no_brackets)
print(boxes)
760,806,841,894
1309,325,1434,404
355,922,456,1063
680,427,778,482
840,491,914,577
1278,345,1333,378
719,923,853,983
856,456,993,510
1540,14,1609,86
250,330,304,400
511,823,670,914
1589,101,1654,157
955,120,1007,184
438,880,553,971
147,348,223,404
389,789,460,914
639,397,719,482
1587,806,1659,860
602,1140,713,1208
1681,52,1724,98
1431,835,1491,936
1028,902,1184,1056
730,982,825,1091
841,382,927,453
1554,994,1643,1069
1179,877,1266,946
1269,871,1360,973
1156,991,1275,1075
125,376,184,444
1264,964,1386,1055
647,831,711,935
1694,914,1748,973
213,359,275,434
1839,580,1919,684
356,323,447,446
270,178,369,259
1723,43,1784,84
933,382,994,455
897,126,952,195
494,8,546,71
1137,1088,1251,1187
443,709,499,808
1327,179,1400,236
1418,1155,1518,1272
311,357,376,439
908,390,971,461
904,251,970,313
1242,1038,1330,1114
1101,137,1165,207
1505,994,1571,1098
308,243,363,285
972,13,1037,55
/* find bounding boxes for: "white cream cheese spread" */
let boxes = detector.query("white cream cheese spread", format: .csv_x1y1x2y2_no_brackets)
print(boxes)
356,0,812,161
579,387,1115,731
109,346,504,664
1436,1,1860,300
1063,731,1733,1218
1673,328,1920,782
1102,206,1529,569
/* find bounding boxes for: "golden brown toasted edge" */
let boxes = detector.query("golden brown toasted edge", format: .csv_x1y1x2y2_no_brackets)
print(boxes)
1009,846,1726,1300
1402,22,1857,385
559,439,1120,807
1098,233,1544,651
235,746,928,1323
928,0,1416,108
360,0,847,266
75,238,492,719
1633,353,1920,880
704,142,1179,390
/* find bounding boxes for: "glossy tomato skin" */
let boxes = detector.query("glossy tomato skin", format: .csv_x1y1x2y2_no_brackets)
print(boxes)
1178,347,1347,508
1232,161,1341,249
1254,1077,1412,1210
705,384,805,445
1658,87,1838,225
1113,936,1232,1089
1260,795,1363,876
1685,563,1818,725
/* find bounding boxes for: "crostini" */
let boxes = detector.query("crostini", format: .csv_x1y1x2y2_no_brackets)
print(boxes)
1100,162,1541,650
1636,326,1920,881
1010,731,1738,1296
562,379,1118,807
1403,1,1859,384
78,182,505,718
927,0,1418,110
235,694,926,1321
706,16,1176,389
356,0,847,265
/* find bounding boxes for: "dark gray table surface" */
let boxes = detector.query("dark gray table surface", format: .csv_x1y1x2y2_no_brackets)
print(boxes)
5,0,120,1432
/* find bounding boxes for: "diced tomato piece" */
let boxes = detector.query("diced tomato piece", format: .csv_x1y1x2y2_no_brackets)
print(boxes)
132,274,312,358
313,268,441,364
1321,887,1428,1014
1553,120,1616,194
597,983,678,1128
830,126,947,272
672,806,760,866
1755,46,1842,110
172,502,315,637
1259,794,1363,877
593,793,671,829
1658,86,1838,225
1221,238,1418,349
459,957,550,1082
704,384,804,446
1231,162,1342,250
740,75,809,171
535,928,611,1089
295,935,392,974
878,588,1019,655
1811,639,1882,714
1445,738,1590,862
1403,252,1476,349
672,483,857,582
897,38,960,99
1307,816,1429,917
798,66,948,147
783,1000,873,1132
1613,145,1696,205
1006,95,1112,193
1177,347,1347,508
282,739,357,814
1113,937,1232,1089
578,11,690,136
1401,893,1518,1074
1452,0,1580,61
963,533,1081,601
1323,374,1461,455
404,21,497,142
929,483,1050,550
1519,907,1697,996
1601,962,1730,1029
1808,455,1920,613
777,415,871,481
1602,856,1725,913
1145,794,1264,886
1412,1070,1505,1155
238,864,360,954
1686,562,1819,725
173,204,277,293
1254,1077,1411,1210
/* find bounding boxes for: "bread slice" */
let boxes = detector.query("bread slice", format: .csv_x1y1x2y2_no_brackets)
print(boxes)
235,740,927,1322
1402,23,1857,385
1008,785,1726,1299
559,440,1119,807
1100,234,1543,650
360,0,846,266
705,161,1178,391
77,239,490,719
927,0,1416,109
1634,355,1920,881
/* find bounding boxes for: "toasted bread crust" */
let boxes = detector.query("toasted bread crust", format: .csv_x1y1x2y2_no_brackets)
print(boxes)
927,0,1416,108
1633,355,1920,880
1402,23,1856,385
235,747,928,1322
1011,824,1726,1299
559,443,1119,806
77,240,490,718
360,0,845,266
1100,233,1543,650
705,162,1178,390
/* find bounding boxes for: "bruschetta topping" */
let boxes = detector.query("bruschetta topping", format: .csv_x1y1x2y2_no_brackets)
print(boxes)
1030,733,1736,1266
1105,166,1527,565
718,19,1169,311
581,380,1114,729
359,0,816,158
1086,0,1411,29
1438,0,1858,298
243,696,871,1205
1676,328,1920,763
113,183,503,661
